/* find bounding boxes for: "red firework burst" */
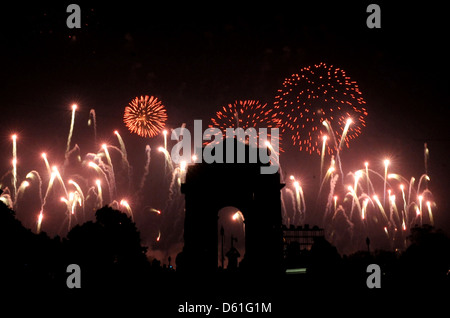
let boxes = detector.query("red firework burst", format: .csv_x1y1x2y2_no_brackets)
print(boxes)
123,95,168,138
274,62,368,155
209,100,281,147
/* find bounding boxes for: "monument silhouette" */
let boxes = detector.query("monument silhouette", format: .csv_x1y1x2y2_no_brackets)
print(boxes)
179,137,284,274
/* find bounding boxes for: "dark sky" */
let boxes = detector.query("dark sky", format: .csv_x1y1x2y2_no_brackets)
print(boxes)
1,1,449,246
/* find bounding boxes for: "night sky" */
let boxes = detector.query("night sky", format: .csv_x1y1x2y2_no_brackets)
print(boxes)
1,1,449,255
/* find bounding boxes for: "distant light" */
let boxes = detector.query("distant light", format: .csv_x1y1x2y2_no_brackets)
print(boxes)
158,146,164,152
114,130,119,135
322,135,328,141
289,175,295,181
72,104,77,110
192,154,198,162
346,118,353,125
384,159,390,167
95,179,101,186
102,144,107,150
163,130,168,136
41,153,47,158
232,211,243,221
286,268,307,275
364,161,369,168
11,134,17,140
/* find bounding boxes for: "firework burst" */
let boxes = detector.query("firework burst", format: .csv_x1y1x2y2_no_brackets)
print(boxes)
275,62,368,155
123,95,168,138
209,100,281,147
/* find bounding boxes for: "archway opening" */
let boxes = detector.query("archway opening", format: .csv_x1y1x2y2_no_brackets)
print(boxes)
217,206,245,270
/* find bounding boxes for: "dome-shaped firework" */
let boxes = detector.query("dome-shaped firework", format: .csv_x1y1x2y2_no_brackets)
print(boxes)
123,95,168,138
274,62,368,155
210,100,281,145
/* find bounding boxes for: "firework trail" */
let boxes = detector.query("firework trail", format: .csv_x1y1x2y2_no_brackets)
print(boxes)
87,161,112,202
324,173,339,223
383,159,389,206
137,145,151,202
364,162,370,196
330,205,354,254
157,165,185,248
37,169,57,232
158,147,174,173
275,62,368,155
26,170,43,206
104,144,132,194
61,191,82,230
102,144,113,168
16,180,29,203
11,134,17,202
37,211,44,234
95,179,103,208
88,109,97,143
320,136,327,181
66,104,77,155
338,118,353,151
163,129,168,151
322,120,345,182
53,166,68,199
424,142,429,189
114,130,128,159
101,144,116,198
124,95,168,138
318,156,336,197
119,199,133,220
68,179,85,216
41,153,51,177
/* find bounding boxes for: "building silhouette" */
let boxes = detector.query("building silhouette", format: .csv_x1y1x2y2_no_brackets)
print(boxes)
179,137,284,274
282,224,324,251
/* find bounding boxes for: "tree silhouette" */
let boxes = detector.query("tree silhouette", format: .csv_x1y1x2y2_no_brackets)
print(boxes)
401,225,450,287
64,206,149,288
0,201,62,290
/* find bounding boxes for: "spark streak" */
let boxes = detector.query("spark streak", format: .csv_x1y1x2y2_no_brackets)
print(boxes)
66,104,77,154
